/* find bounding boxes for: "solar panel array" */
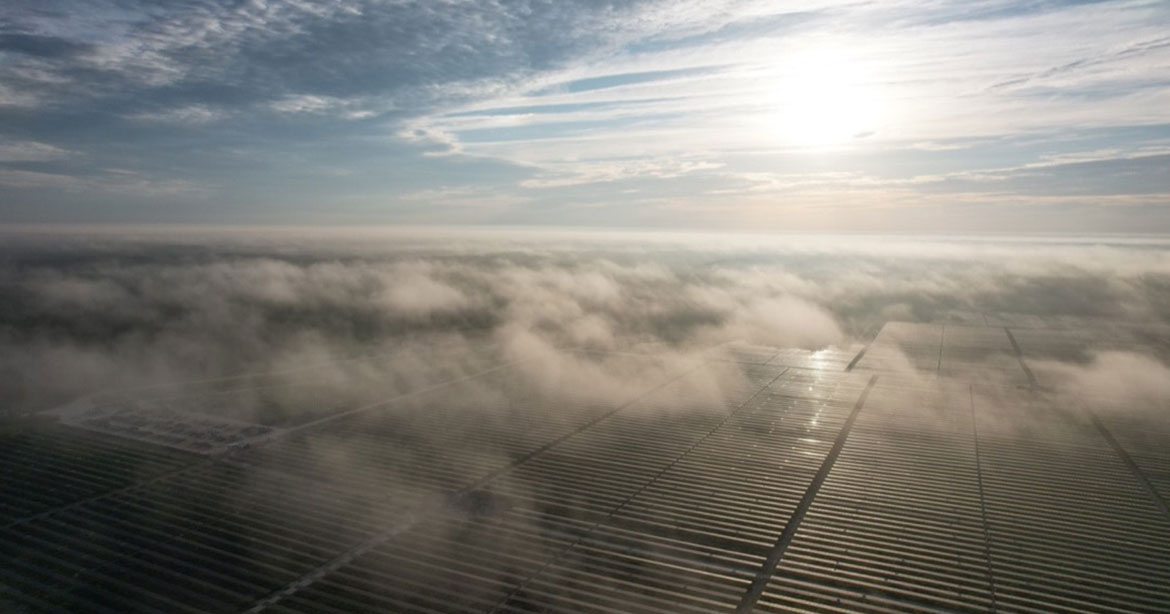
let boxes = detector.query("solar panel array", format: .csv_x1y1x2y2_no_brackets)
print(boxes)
2,319,1168,613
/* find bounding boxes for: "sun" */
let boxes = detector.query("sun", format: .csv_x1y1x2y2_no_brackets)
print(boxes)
771,47,883,148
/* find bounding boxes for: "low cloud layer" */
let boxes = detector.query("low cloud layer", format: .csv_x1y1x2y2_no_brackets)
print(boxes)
2,228,1169,419
1034,351,1170,406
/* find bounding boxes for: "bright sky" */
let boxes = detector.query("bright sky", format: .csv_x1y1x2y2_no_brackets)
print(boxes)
1,0,1169,230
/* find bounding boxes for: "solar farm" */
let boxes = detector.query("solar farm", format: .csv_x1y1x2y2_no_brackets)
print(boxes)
2,317,1169,613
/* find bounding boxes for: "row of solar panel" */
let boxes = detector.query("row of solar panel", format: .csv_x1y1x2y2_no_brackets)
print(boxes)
3,333,1168,613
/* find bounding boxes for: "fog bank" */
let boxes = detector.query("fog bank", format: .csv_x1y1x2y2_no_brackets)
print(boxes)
2,227,1169,417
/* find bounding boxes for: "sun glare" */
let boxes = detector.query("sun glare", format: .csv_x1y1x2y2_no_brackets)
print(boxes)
772,47,883,148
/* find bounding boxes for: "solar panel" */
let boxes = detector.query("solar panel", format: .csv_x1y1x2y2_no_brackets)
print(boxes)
2,318,1168,613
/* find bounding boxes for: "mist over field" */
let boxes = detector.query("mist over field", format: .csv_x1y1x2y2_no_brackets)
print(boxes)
3,227,1169,418
4,229,1169,614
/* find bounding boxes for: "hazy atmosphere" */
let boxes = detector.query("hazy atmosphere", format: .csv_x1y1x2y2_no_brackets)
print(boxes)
3,227,1169,415
2,2,1169,614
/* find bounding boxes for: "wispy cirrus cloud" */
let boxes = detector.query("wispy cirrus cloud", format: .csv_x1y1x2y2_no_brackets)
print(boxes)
0,0,1167,228
0,140,74,162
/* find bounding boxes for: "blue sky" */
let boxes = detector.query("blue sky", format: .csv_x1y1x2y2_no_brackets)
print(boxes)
1,0,1168,230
